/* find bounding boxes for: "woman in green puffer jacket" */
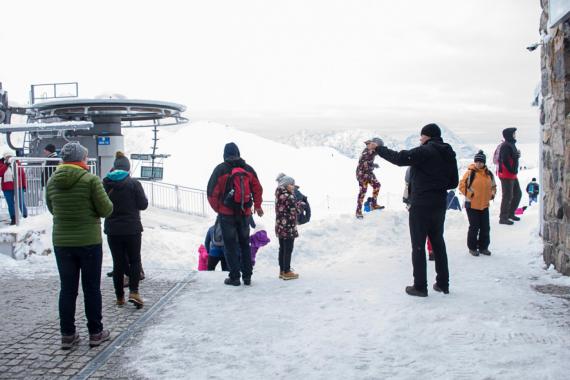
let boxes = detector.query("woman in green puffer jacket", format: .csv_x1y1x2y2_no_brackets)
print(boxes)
46,142,113,350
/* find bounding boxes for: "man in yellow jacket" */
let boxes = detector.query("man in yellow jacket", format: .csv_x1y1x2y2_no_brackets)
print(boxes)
459,150,497,256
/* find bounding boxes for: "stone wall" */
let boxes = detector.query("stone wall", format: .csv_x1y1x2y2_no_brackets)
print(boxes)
540,0,570,274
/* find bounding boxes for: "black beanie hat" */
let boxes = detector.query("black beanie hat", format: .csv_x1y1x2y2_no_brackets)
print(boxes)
420,123,441,138
223,142,241,161
474,150,486,164
44,144,56,153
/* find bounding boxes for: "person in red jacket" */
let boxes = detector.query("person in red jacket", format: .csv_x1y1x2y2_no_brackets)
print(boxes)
207,142,264,286
497,128,522,225
0,151,27,225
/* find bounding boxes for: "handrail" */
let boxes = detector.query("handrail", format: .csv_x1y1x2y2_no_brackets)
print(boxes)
138,179,275,219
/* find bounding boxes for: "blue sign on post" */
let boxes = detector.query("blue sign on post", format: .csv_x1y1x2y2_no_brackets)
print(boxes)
97,137,110,145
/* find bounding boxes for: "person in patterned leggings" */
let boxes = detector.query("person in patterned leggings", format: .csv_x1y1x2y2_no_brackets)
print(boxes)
355,138,384,218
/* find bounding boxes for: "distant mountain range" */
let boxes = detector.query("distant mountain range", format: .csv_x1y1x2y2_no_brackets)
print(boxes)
283,126,478,160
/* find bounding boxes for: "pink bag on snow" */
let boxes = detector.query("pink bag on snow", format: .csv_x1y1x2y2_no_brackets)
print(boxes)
198,244,208,271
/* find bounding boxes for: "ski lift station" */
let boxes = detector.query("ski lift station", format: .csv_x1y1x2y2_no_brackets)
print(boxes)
0,82,188,177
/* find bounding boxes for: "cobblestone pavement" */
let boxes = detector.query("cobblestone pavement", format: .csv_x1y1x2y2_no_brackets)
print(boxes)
0,270,180,380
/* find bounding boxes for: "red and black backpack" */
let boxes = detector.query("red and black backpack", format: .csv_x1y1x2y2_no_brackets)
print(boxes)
223,167,253,212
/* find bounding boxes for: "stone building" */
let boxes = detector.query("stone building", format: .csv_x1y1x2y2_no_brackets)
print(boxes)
540,0,570,274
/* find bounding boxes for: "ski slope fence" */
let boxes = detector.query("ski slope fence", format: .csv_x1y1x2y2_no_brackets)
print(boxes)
139,180,275,219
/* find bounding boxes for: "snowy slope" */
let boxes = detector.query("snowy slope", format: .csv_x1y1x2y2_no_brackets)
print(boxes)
125,121,409,216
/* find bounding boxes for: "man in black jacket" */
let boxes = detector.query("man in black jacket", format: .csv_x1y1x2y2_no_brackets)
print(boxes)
376,123,458,297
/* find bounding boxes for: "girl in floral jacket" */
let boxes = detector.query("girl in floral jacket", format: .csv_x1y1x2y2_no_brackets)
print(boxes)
275,173,302,280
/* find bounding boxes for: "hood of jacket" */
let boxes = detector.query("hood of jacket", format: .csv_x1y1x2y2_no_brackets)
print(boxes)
502,128,517,143
50,164,88,190
427,137,457,163
250,230,270,247
467,162,492,174
105,170,129,182
225,158,247,168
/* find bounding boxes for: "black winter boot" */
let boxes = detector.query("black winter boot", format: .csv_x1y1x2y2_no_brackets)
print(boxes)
224,278,241,286
405,286,428,297
433,283,449,294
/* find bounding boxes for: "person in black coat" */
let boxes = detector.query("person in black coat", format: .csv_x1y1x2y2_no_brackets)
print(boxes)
375,123,458,297
103,152,148,308
42,144,59,188
497,127,522,224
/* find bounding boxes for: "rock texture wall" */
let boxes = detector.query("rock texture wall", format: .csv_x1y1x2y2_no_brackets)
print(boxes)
540,0,570,274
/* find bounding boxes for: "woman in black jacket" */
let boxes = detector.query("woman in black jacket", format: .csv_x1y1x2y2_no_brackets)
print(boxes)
103,152,148,308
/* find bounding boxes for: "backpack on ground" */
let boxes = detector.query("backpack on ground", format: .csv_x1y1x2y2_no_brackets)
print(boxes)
212,217,224,247
223,167,253,211
493,141,505,170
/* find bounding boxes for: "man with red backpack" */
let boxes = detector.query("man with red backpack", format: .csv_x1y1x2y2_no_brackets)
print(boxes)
207,142,264,286
495,128,522,225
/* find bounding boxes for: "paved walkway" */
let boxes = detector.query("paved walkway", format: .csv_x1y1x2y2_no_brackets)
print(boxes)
0,270,186,380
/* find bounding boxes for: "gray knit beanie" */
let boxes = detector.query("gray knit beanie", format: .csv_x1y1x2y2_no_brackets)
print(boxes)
61,142,88,162
276,173,295,188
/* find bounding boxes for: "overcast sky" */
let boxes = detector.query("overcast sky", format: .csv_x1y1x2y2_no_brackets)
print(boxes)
1,0,541,143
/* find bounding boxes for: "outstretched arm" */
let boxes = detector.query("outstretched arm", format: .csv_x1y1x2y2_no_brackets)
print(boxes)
376,145,427,167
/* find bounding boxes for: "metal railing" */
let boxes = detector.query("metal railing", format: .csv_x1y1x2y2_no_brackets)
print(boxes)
0,160,272,225
139,180,274,219
8,157,97,225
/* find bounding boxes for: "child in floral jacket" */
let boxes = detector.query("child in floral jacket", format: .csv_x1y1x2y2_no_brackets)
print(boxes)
275,173,303,280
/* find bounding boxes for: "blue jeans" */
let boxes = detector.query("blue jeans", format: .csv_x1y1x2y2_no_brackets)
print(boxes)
54,245,103,335
529,194,538,206
3,189,27,220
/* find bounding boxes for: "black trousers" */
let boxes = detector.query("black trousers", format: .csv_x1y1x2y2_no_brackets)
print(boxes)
220,215,252,280
207,255,228,271
54,245,103,335
466,207,490,251
278,238,295,272
107,234,142,296
409,204,449,292
499,178,522,220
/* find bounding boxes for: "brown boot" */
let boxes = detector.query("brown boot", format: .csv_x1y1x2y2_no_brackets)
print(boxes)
116,296,125,306
279,271,284,279
128,292,144,309
282,271,299,280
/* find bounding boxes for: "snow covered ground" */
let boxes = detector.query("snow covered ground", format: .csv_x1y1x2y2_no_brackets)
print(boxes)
123,203,570,380
1,122,567,378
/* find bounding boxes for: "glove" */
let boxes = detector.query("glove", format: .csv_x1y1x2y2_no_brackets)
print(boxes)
373,163,379,169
